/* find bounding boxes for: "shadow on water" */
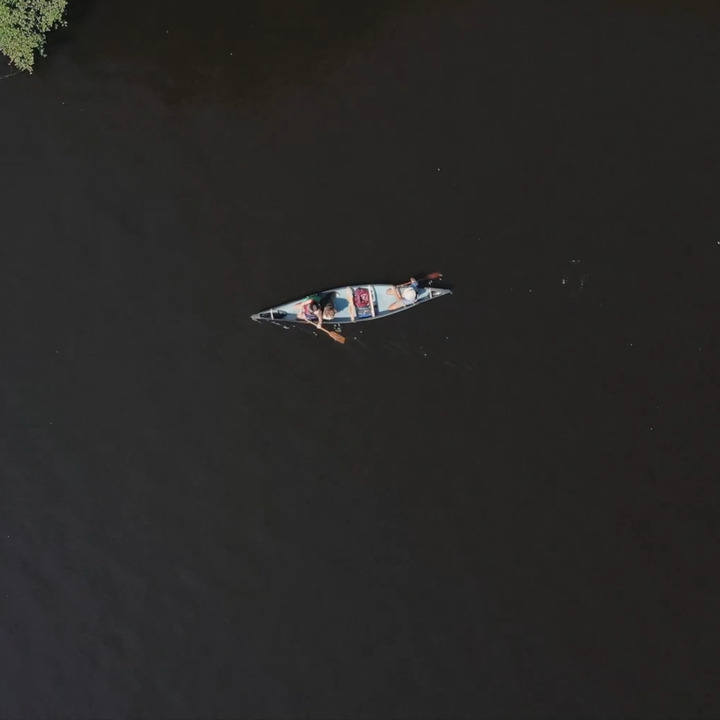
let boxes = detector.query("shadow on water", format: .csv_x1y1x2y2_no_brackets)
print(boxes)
61,0,458,107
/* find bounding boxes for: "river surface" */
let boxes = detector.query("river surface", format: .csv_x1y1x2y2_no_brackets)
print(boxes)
1,1,719,717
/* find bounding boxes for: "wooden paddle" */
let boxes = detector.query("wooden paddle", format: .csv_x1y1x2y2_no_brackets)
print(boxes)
301,317,345,344
318,325,346,344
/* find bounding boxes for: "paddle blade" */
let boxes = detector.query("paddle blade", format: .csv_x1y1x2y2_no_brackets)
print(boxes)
425,271,443,280
328,331,346,344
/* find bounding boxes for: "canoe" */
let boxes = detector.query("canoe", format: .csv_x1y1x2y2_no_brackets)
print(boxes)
251,283,452,324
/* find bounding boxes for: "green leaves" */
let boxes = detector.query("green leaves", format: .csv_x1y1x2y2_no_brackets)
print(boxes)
0,0,67,72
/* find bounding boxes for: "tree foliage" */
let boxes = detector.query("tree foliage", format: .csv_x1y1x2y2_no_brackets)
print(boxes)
0,0,67,72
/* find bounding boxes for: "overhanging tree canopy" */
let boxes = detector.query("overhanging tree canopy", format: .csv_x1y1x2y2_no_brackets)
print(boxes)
0,0,67,72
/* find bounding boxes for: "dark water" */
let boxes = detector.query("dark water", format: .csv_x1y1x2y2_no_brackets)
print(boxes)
1,1,719,717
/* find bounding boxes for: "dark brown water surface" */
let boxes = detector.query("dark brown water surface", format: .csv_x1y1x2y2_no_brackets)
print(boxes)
1,1,719,717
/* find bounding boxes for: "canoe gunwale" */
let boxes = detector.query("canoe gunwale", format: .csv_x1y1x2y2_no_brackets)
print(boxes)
251,283,451,324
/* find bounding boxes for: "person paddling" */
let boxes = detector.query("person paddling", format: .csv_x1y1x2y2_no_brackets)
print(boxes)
295,293,345,344
296,293,324,327
296,293,336,328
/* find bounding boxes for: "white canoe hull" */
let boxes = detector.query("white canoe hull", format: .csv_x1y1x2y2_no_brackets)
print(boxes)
251,284,452,324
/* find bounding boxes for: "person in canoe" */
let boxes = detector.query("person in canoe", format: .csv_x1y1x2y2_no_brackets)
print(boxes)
386,277,421,311
296,293,336,327
386,272,442,311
